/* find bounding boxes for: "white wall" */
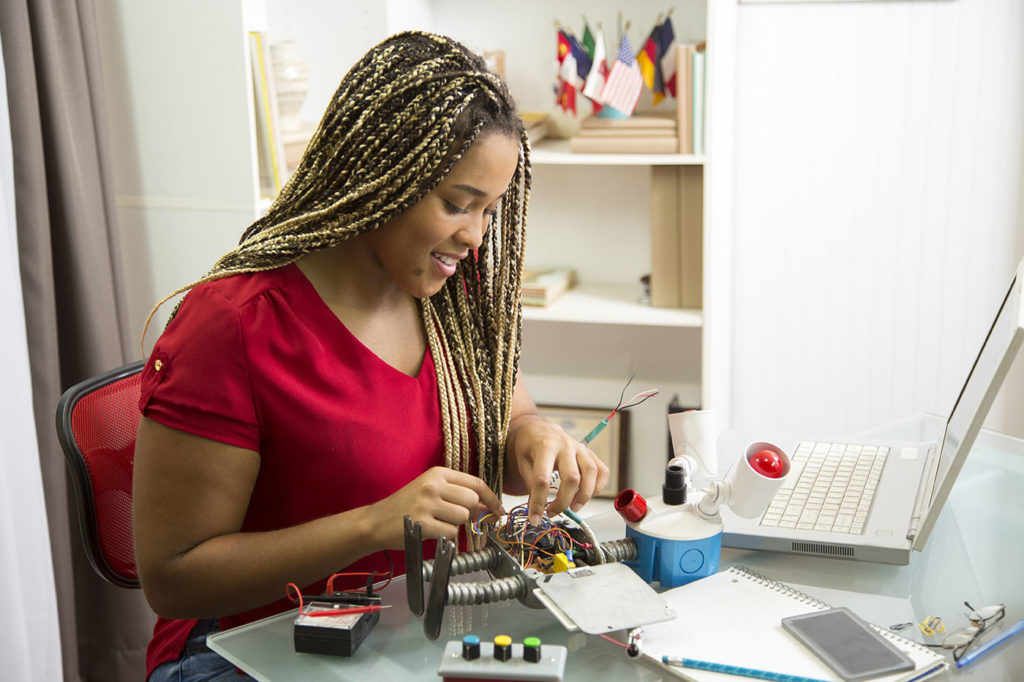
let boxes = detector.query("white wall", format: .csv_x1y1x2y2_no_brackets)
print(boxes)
95,1,260,349
729,0,1024,439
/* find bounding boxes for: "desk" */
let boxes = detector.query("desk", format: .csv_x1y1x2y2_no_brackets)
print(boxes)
208,416,1024,680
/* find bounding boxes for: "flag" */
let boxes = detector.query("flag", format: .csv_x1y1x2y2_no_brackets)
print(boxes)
599,33,643,116
555,29,578,114
581,23,596,61
582,27,609,111
557,30,571,65
651,23,668,105
558,79,577,114
569,34,592,84
659,17,678,98
636,27,658,94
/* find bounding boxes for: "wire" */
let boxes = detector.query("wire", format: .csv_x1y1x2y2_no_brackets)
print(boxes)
287,583,388,618
600,633,628,648
562,508,606,564
580,374,659,445
324,550,394,594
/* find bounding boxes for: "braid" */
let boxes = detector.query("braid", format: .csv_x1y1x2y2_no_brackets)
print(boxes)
143,31,530,493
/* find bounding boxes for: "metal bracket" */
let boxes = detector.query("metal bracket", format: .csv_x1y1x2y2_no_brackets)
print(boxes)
403,516,424,616
423,537,454,640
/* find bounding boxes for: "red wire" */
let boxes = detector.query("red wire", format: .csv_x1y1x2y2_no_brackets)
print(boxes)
325,567,393,594
287,581,386,617
306,605,384,618
600,633,628,648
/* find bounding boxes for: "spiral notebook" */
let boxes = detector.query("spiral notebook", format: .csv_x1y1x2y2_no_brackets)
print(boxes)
638,566,947,682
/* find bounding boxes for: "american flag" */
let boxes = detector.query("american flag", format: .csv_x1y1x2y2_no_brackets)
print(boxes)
599,34,643,116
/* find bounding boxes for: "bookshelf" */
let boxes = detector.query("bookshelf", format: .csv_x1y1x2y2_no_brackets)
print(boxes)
522,283,702,327
98,0,724,496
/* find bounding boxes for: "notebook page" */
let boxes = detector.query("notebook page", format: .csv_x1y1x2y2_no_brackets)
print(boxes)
637,566,946,682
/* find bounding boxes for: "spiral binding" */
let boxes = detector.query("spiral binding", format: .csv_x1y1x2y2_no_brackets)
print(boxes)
726,565,933,654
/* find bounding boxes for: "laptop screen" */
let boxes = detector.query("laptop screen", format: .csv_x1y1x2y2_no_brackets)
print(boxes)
933,271,1022,507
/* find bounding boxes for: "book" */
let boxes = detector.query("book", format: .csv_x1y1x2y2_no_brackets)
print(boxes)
691,47,706,156
580,114,676,130
249,31,288,198
648,165,702,309
637,566,948,682
649,166,681,307
574,126,680,138
520,266,575,306
569,135,679,154
520,112,549,146
675,43,695,154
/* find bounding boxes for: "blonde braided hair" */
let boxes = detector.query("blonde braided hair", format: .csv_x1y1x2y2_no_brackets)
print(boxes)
143,31,531,492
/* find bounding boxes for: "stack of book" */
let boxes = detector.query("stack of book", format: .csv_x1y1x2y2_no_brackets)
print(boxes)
521,112,549,146
520,266,575,307
569,114,678,154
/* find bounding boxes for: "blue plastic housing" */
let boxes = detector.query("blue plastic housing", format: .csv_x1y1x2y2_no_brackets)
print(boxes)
623,526,722,588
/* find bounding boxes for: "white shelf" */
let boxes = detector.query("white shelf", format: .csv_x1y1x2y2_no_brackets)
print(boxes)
530,139,706,166
521,283,702,328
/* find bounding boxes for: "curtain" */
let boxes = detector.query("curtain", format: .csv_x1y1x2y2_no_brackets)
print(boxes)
0,1,153,679
0,31,63,681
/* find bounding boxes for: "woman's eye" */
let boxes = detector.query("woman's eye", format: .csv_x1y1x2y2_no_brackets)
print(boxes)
484,208,498,219
444,200,468,215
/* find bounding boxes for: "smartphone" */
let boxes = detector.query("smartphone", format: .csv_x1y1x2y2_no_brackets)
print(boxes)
781,607,915,681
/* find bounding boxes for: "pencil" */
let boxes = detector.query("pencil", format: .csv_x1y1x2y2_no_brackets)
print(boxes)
662,655,830,682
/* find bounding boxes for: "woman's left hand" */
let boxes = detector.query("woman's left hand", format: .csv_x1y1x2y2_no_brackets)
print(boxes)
506,415,610,526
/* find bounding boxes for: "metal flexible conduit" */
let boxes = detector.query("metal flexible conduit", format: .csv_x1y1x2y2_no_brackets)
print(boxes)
421,544,501,582
445,575,527,605
596,538,637,563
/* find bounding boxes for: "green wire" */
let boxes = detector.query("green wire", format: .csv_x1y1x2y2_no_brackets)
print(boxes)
581,419,609,446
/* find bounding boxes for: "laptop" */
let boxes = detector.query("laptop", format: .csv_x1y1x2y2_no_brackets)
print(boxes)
720,257,1024,565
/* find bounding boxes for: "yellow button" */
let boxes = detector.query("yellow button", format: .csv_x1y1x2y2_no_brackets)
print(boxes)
154,359,163,371
493,635,512,647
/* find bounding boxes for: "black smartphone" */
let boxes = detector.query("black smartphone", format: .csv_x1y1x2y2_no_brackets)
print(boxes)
781,607,916,681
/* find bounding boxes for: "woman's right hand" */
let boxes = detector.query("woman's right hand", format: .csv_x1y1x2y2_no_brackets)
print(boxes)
368,466,504,548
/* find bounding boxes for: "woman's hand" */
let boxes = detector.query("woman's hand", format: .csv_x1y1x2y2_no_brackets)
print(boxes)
368,466,504,547
506,416,610,526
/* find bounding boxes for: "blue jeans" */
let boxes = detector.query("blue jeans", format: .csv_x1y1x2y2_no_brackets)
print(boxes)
148,619,255,681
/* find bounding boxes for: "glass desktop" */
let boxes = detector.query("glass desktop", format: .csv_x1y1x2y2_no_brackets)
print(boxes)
209,415,1024,680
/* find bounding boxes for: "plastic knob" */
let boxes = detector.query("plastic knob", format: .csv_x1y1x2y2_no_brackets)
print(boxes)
493,634,512,662
614,488,648,522
461,634,480,660
523,636,542,663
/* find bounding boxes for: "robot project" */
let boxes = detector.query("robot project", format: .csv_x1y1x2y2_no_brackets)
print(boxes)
404,405,793,639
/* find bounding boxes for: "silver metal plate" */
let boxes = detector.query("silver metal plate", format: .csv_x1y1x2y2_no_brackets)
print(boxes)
533,563,677,634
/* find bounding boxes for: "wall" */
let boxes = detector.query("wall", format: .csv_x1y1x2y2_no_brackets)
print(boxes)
95,1,261,349
729,0,1024,439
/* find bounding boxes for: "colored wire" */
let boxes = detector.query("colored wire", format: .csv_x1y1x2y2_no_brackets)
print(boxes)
325,550,394,593
580,375,659,445
600,633,629,648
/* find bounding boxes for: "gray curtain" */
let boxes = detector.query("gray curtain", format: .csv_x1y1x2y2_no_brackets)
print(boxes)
0,1,154,680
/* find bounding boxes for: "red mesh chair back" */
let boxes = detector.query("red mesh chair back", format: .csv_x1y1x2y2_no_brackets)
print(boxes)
56,361,145,588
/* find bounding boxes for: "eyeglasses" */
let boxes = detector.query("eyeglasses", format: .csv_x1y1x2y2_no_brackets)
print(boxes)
926,601,1006,662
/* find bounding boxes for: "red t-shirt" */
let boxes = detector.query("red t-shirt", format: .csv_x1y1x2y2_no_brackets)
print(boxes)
139,263,446,677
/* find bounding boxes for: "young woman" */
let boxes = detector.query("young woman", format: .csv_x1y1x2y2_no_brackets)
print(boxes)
133,31,609,680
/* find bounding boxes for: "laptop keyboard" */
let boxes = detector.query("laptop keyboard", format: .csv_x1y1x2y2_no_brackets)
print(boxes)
759,442,889,534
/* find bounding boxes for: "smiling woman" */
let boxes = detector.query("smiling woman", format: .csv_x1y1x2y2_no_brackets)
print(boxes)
132,31,610,682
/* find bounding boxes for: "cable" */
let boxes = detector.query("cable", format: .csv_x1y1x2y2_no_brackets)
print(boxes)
579,374,659,446
562,507,606,564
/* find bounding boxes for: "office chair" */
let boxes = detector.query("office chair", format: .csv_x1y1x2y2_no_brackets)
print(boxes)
55,360,146,588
